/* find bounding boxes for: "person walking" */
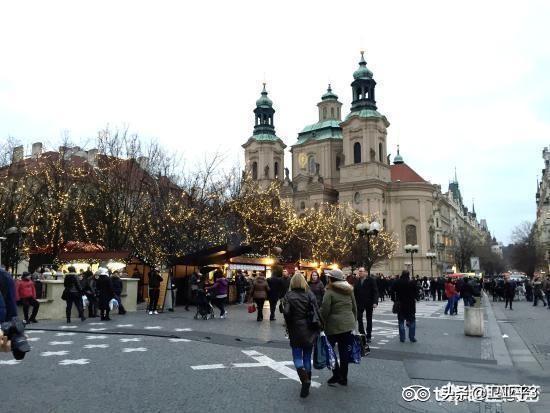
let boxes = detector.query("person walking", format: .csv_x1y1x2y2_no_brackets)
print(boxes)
235,270,248,304
353,267,378,343
148,268,163,314
111,271,126,315
281,269,291,297
503,274,516,310
96,268,114,321
250,271,270,321
542,275,550,310
437,277,445,301
308,270,325,308
267,267,285,321
393,270,418,342
63,266,86,323
209,270,228,318
16,272,40,324
444,278,458,316
282,272,320,398
320,268,357,387
430,276,437,301
533,276,547,307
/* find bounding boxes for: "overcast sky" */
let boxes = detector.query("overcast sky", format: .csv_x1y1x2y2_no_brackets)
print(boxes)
1,0,548,244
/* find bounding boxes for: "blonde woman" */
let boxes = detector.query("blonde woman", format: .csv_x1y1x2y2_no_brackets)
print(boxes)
282,272,321,398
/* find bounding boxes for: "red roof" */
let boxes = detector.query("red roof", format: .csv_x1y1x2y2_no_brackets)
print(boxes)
390,163,427,183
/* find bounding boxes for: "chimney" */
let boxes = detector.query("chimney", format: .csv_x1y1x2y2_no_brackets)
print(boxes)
31,142,43,158
137,156,149,170
87,149,98,166
12,145,24,163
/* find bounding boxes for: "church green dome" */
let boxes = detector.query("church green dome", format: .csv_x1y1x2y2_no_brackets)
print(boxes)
321,84,338,100
353,51,373,79
393,145,404,164
256,83,273,108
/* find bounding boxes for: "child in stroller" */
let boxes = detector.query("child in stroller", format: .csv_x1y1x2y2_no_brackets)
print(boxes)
194,289,215,320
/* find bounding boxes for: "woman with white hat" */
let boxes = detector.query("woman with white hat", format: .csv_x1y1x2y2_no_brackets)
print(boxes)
320,268,357,387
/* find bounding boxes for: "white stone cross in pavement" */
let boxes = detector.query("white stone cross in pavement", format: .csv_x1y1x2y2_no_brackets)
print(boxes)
26,330,45,333
191,350,321,388
0,360,20,365
60,326,78,329
41,351,70,357
122,347,147,352
120,338,141,342
144,326,162,330
89,328,106,331
116,324,134,328
49,341,74,345
84,344,109,349
174,328,192,332
88,322,105,326
27,337,40,342
59,359,90,365
56,332,76,336
169,338,190,342
86,335,107,340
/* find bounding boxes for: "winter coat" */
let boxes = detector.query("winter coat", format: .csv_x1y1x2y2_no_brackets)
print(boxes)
16,279,37,300
320,281,357,336
111,276,123,296
394,277,417,320
267,275,285,301
444,282,457,298
353,276,379,308
250,276,270,300
308,279,325,307
283,289,320,348
503,280,516,297
235,275,248,293
81,276,97,296
149,271,163,289
64,273,83,294
542,278,550,293
281,276,290,296
0,269,18,322
96,274,114,310
211,277,228,297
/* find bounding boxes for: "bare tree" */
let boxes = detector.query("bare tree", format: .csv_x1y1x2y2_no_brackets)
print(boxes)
509,221,543,277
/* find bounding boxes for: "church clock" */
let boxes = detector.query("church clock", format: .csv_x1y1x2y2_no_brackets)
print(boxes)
299,153,307,169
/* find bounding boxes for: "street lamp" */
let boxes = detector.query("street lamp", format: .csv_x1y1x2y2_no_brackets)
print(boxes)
404,244,419,277
356,221,381,276
426,251,437,279
5,226,28,276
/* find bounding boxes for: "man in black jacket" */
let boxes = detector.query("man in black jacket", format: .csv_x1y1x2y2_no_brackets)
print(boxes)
354,267,379,343
267,268,285,321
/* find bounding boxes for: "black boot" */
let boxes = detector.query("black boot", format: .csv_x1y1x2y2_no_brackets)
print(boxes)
297,368,310,398
66,318,71,324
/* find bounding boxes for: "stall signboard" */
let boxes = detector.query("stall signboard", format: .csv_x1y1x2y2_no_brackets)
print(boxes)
229,263,266,272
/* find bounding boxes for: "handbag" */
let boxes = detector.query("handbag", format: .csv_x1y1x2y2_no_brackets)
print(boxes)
392,301,400,314
358,333,370,357
306,294,321,330
247,304,256,313
61,289,68,301
348,333,362,364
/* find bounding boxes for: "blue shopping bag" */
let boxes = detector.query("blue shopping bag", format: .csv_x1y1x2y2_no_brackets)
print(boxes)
348,334,362,364
313,332,337,370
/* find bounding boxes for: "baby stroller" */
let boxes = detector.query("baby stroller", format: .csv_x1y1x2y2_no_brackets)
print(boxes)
194,289,215,320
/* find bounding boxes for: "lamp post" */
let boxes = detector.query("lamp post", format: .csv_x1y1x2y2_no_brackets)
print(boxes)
426,251,437,279
404,244,419,277
356,221,381,277
5,226,28,276
0,236,6,269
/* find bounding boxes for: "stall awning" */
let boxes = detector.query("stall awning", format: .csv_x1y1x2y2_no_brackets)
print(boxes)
169,244,251,266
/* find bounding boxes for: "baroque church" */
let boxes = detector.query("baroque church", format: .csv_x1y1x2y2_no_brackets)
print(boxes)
242,53,482,276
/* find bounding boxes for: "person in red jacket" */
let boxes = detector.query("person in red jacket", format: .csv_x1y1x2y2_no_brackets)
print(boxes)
16,272,40,323
444,278,458,316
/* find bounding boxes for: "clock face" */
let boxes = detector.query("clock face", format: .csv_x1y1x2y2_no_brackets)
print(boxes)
299,153,307,169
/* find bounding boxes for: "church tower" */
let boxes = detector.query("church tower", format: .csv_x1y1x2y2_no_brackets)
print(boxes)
337,52,391,216
242,84,286,187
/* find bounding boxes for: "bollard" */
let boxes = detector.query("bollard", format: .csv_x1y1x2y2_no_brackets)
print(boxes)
464,306,484,337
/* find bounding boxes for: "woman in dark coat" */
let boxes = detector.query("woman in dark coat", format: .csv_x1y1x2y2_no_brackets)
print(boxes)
282,272,320,398
393,270,418,342
308,271,325,308
95,268,114,321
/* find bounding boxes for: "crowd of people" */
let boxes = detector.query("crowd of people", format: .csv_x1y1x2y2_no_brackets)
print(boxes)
484,273,550,310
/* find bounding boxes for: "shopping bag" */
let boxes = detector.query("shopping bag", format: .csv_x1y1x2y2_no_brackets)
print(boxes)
109,298,119,311
313,335,327,369
247,304,256,313
348,334,362,364
321,332,337,370
82,295,89,309
358,333,370,357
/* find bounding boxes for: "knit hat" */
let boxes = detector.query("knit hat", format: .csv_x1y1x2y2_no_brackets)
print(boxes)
328,268,346,281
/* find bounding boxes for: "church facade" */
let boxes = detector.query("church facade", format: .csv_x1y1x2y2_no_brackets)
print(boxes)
242,53,489,276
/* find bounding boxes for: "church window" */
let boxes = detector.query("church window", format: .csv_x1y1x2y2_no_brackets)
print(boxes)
353,142,361,164
274,161,279,179
308,156,316,174
383,218,386,229
330,107,334,118
378,143,383,162
323,107,327,120
354,192,361,204
336,155,341,170
337,107,340,118
436,218,439,228
300,201,306,210
252,162,258,180
314,203,319,210
370,148,376,161
405,224,418,245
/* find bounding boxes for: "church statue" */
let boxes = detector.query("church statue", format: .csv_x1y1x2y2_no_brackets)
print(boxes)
315,162,320,175
284,167,290,180
264,165,269,177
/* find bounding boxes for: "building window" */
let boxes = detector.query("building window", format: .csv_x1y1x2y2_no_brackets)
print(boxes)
383,218,386,229
370,148,376,161
354,192,361,204
330,107,334,118
378,143,383,162
353,142,361,164
274,161,279,179
436,218,439,228
300,201,306,210
336,155,341,170
323,107,327,120
337,107,340,118
406,224,417,245
252,162,258,180
314,203,319,210
308,156,316,174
